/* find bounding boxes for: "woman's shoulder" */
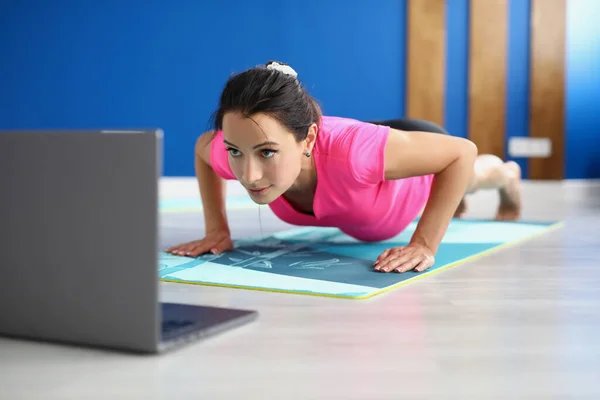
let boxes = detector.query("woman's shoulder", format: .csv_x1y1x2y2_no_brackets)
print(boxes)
317,116,391,185
318,116,389,153
320,115,371,133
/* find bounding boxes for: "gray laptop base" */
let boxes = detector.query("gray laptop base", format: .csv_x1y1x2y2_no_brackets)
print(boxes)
0,129,257,354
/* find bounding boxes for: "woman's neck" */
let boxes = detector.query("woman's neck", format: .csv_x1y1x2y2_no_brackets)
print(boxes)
286,155,317,196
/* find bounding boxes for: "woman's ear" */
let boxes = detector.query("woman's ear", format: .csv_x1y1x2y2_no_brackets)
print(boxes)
304,123,318,153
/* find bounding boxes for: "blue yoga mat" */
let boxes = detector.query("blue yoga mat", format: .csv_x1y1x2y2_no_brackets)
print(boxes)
158,219,562,299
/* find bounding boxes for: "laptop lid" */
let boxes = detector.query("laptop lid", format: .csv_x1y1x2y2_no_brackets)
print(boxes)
0,129,162,352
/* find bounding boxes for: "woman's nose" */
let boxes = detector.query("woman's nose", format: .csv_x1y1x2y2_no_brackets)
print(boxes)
242,159,262,184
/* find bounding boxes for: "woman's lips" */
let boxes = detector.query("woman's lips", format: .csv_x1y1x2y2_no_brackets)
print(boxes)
247,186,271,195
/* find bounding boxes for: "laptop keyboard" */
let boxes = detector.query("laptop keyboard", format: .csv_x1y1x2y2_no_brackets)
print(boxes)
162,319,194,334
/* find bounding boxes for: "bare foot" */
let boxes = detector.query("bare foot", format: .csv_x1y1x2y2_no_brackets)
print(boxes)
495,161,522,221
454,197,467,218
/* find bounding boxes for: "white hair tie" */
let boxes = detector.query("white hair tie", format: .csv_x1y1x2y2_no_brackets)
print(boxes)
266,61,298,78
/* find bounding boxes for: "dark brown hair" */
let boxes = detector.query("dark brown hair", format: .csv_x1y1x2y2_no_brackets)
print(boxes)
211,61,322,142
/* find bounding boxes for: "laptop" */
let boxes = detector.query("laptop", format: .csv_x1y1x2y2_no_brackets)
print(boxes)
0,128,258,354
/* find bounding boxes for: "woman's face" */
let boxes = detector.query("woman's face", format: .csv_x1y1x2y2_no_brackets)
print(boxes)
221,111,313,204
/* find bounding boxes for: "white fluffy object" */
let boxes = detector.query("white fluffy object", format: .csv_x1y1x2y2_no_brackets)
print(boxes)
266,62,298,78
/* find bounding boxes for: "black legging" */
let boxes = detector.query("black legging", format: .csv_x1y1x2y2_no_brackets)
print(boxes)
367,118,449,135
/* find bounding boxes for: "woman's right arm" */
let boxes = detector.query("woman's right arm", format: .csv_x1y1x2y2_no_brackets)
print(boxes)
165,131,234,257
195,131,229,234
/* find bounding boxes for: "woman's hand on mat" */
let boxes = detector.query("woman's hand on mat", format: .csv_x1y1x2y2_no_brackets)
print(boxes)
166,229,234,257
373,242,435,273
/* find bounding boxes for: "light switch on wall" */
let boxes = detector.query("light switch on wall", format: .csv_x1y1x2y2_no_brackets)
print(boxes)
508,137,552,158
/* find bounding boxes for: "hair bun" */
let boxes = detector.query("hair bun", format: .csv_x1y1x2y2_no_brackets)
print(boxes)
266,61,298,78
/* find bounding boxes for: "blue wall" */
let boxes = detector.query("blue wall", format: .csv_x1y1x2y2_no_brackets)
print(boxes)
444,0,469,141
0,0,405,176
506,0,532,178
566,0,600,179
0,0,599,178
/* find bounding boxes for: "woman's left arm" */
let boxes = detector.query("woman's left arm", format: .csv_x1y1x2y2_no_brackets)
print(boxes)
373,128,478,273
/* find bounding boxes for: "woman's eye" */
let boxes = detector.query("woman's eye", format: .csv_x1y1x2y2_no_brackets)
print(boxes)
227,148,241,157
261,150,276,158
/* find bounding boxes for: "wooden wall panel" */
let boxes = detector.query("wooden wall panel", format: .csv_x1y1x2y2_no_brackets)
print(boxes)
406,0,445,127
468,0,508,158
529,0,566,180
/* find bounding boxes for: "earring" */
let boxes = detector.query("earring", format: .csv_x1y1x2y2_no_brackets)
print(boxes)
305,151,311,157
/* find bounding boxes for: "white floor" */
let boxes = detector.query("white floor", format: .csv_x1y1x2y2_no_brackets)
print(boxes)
1,178,600,399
